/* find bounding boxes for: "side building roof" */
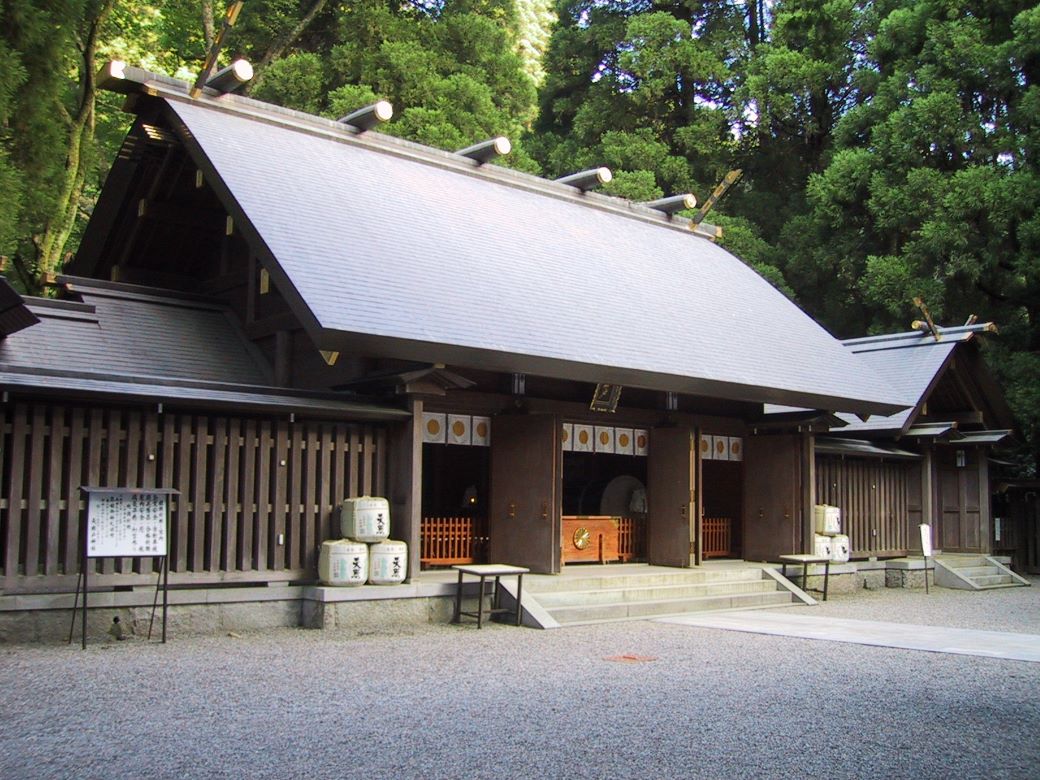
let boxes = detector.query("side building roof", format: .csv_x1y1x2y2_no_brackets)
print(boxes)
831,323,1012,437
78,65,907,417
0,277,408,421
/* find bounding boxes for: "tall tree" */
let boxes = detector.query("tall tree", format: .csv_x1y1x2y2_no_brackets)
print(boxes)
783,0,1040,472
2,1,118,291
246,0,539,164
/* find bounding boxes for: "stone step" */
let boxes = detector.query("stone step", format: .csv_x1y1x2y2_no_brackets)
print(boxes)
547,590,796,625
524,568,758,594
943,557,990,569
971,574,1014,587
956,566,1002,578
535,578,779,608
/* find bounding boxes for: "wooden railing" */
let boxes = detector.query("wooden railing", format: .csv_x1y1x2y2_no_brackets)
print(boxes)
617,516,645,561
703,516,732,558
420,516,487,567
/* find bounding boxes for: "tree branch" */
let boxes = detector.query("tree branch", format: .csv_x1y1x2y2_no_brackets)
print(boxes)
202,0,216,51
249,0,330,91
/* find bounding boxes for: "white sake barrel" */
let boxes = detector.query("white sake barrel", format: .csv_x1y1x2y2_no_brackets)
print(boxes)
318,539,369,586
813,534,833,559
368,540,407,585
830,534,850,563
340,496,390,542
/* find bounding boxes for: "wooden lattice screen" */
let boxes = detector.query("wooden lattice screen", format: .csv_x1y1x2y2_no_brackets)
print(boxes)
0,401,386,591
702,516,732,558
420,516,488,567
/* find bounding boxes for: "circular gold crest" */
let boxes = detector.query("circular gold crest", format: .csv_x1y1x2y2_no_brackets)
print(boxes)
426,418,441,435
573,527,591,550
452,420,466,437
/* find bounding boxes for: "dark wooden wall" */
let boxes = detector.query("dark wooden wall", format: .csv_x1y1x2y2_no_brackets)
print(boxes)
0,401,386,593
815,456,921,557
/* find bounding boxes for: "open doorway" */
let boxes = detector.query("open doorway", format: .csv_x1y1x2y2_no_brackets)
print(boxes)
420,443,490,569
562,449,648,564
701,438,743,558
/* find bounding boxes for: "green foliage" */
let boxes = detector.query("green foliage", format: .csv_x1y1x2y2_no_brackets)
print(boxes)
252,52,325,113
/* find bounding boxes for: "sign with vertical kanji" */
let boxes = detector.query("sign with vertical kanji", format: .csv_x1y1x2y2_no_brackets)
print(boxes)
86,490,168,558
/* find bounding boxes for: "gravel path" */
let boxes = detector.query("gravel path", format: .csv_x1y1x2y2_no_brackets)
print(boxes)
2,580,1038,780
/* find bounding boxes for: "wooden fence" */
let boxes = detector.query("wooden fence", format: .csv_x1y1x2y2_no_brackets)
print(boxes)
0,401,386,592
419,516,488,567
815,456,918,556
703,516,732,558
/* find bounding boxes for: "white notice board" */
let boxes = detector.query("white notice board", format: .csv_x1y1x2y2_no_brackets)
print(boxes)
86,490,169,558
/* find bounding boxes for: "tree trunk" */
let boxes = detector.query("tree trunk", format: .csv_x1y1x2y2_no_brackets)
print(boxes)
202,0,216,51
36,0,116,280
246,0,330,93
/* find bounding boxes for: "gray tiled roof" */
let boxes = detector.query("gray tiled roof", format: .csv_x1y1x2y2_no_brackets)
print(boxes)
0,280,405,420
0,284,271,385
833,333,960,434
162,95,907,416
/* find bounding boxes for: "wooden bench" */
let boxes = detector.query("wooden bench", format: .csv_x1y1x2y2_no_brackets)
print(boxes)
778,554,831,601
451,564,530,629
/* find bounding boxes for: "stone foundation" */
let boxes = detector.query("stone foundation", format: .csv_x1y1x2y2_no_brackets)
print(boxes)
885,568,934,589
301,596,454,631
0,600,303,644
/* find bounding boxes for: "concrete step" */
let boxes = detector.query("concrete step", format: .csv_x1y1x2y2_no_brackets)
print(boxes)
953,565,1001,577
547,590,796,625
535,578,779,608
524,567,757,594
971,574,1015,587
933,556,1030,591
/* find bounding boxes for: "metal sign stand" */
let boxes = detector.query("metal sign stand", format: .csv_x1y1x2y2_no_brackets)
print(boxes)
68,487,178,649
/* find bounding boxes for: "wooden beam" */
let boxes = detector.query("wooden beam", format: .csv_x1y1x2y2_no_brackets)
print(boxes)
136,198,226,231
244,311,301,340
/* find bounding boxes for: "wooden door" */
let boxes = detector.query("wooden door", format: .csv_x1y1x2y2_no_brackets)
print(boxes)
647,426,695,568
939,450,984,552
743,434,802,561
489,414,561,573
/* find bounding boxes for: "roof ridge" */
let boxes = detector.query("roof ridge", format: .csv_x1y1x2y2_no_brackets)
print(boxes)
102,62,722,242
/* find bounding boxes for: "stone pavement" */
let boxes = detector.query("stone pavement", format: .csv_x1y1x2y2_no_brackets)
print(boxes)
655,609,1040,662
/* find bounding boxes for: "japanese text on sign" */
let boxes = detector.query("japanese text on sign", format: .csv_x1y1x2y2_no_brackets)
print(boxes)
87,491,168,558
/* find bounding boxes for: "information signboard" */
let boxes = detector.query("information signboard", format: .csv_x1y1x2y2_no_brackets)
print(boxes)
71,487,179,649
87,490,168,558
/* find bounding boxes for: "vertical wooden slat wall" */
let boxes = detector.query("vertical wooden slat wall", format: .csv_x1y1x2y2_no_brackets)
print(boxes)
816,456,914,555
0,402,386,590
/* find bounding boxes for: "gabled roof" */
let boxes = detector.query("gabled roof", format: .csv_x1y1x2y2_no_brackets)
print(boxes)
832,323,1013,437
0,277,39,336
0,277,407,421
78,64,907,417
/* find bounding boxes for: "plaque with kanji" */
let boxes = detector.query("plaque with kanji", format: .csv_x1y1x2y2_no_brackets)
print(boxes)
85,490,169,558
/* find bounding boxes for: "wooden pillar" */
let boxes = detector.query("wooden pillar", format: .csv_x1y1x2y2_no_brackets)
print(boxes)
801,431,815,554
921,444,935,543
274,330,292,386
978,447,992,554
693,426,703,566
388,397,422,582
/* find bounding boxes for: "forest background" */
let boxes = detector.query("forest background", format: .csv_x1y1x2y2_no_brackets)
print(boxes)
1,0,1038,476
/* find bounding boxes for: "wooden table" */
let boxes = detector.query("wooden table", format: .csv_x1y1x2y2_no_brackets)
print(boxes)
452,564,530,628
778,554,831,601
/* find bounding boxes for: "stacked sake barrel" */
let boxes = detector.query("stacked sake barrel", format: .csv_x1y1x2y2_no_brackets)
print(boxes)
317,496,408,586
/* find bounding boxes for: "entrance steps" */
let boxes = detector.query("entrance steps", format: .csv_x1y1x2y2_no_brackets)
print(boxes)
517,564,809,629
934,555,1031,591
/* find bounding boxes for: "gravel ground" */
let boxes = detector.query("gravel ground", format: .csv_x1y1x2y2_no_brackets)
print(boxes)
2,579,1038,780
